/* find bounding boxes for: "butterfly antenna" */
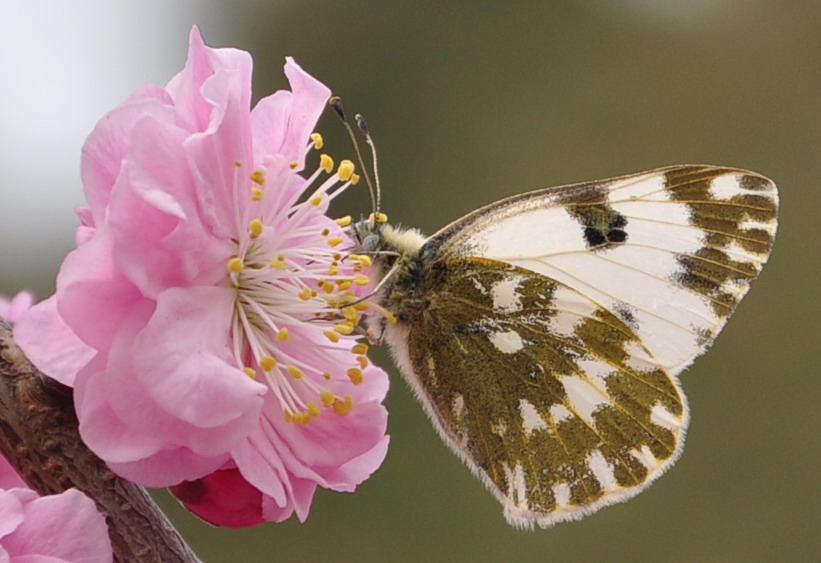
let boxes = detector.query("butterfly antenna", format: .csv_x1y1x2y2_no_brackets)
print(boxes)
354,113,382,219
329,97,378,221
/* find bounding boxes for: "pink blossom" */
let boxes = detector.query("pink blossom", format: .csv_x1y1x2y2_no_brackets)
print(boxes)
0,294,111,562
0,452,112,562
15,27,389,526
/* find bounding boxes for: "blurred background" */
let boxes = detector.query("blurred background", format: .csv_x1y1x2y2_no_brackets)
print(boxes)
1,2,818,562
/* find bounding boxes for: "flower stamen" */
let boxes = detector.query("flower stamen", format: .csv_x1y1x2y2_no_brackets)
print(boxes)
225,144,390,427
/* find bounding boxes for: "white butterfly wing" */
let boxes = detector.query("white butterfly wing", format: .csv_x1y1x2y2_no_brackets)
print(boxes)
432,165,779,376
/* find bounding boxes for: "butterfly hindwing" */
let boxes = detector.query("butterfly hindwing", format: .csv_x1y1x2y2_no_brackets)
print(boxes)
388,257,686,528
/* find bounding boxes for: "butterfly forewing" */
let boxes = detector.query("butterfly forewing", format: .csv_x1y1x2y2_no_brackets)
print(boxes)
399,258,686,528
433,165,778,376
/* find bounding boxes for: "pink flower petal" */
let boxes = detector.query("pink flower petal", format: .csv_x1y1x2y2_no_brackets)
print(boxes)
1,489,112,562
166,26,252,137
251,59,330,168
0,490,25,538
260,399,389,490
13,296,95,386
80,88,174,228
133,286,265,430
53,230,143,353
0,291,33,325
278,476,316,523
110,115,233,296
107,447,229,488
184,66,253,239
75,353,177,462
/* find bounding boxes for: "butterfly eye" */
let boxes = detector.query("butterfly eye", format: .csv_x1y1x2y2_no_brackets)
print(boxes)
361,233,381,252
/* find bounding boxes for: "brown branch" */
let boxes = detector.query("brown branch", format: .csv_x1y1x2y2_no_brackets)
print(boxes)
0,320,200,563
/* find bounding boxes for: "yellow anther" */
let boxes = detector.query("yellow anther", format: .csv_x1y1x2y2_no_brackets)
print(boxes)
337,280,352,290
333,395,354,415
338,160,355,181
322,281,335,293
327,237,344,247
250,169,266,185
277,253,285,261
251,187,264,201
276,328,289,342
353,302,370,311
323,330,340,343
352,254,373,267
284,411,294,423
307,402,321,417
353,273,370,286
386,312,398,324
347,368,363,385
328,264,340,276
287,366,304,379
227,257,244,273
352,343,369,355
310,194,323,206
311,132,324,149
260,356,277,371
249,219,263,239
336,215,352,227
320,391,336,407
334,322,355,335
319,154,334,173
235,161,242,167
322,372,332,380
289,161,298,169
321,227,330,237
369,212,388,223
357,355,369,369
270,260,287,270
342,307,360,323
351,173,361,185
298,287,314,301
243,367,257,379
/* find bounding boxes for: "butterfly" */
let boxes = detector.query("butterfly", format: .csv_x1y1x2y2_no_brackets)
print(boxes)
349,163,778,529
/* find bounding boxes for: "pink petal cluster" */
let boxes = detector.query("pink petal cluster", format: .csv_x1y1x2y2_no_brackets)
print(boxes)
0,454,113,563
15,28,389,526
0,295,112,562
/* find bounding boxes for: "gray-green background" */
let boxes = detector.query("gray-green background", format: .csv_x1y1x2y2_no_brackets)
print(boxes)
1,2,818,562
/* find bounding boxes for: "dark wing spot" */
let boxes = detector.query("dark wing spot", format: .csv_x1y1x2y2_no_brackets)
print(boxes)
557,184,629,251
583,227,607,247
580,212,629,250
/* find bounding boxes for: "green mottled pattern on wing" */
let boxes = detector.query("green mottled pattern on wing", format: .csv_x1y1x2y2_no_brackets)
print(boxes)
403,258,684,515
